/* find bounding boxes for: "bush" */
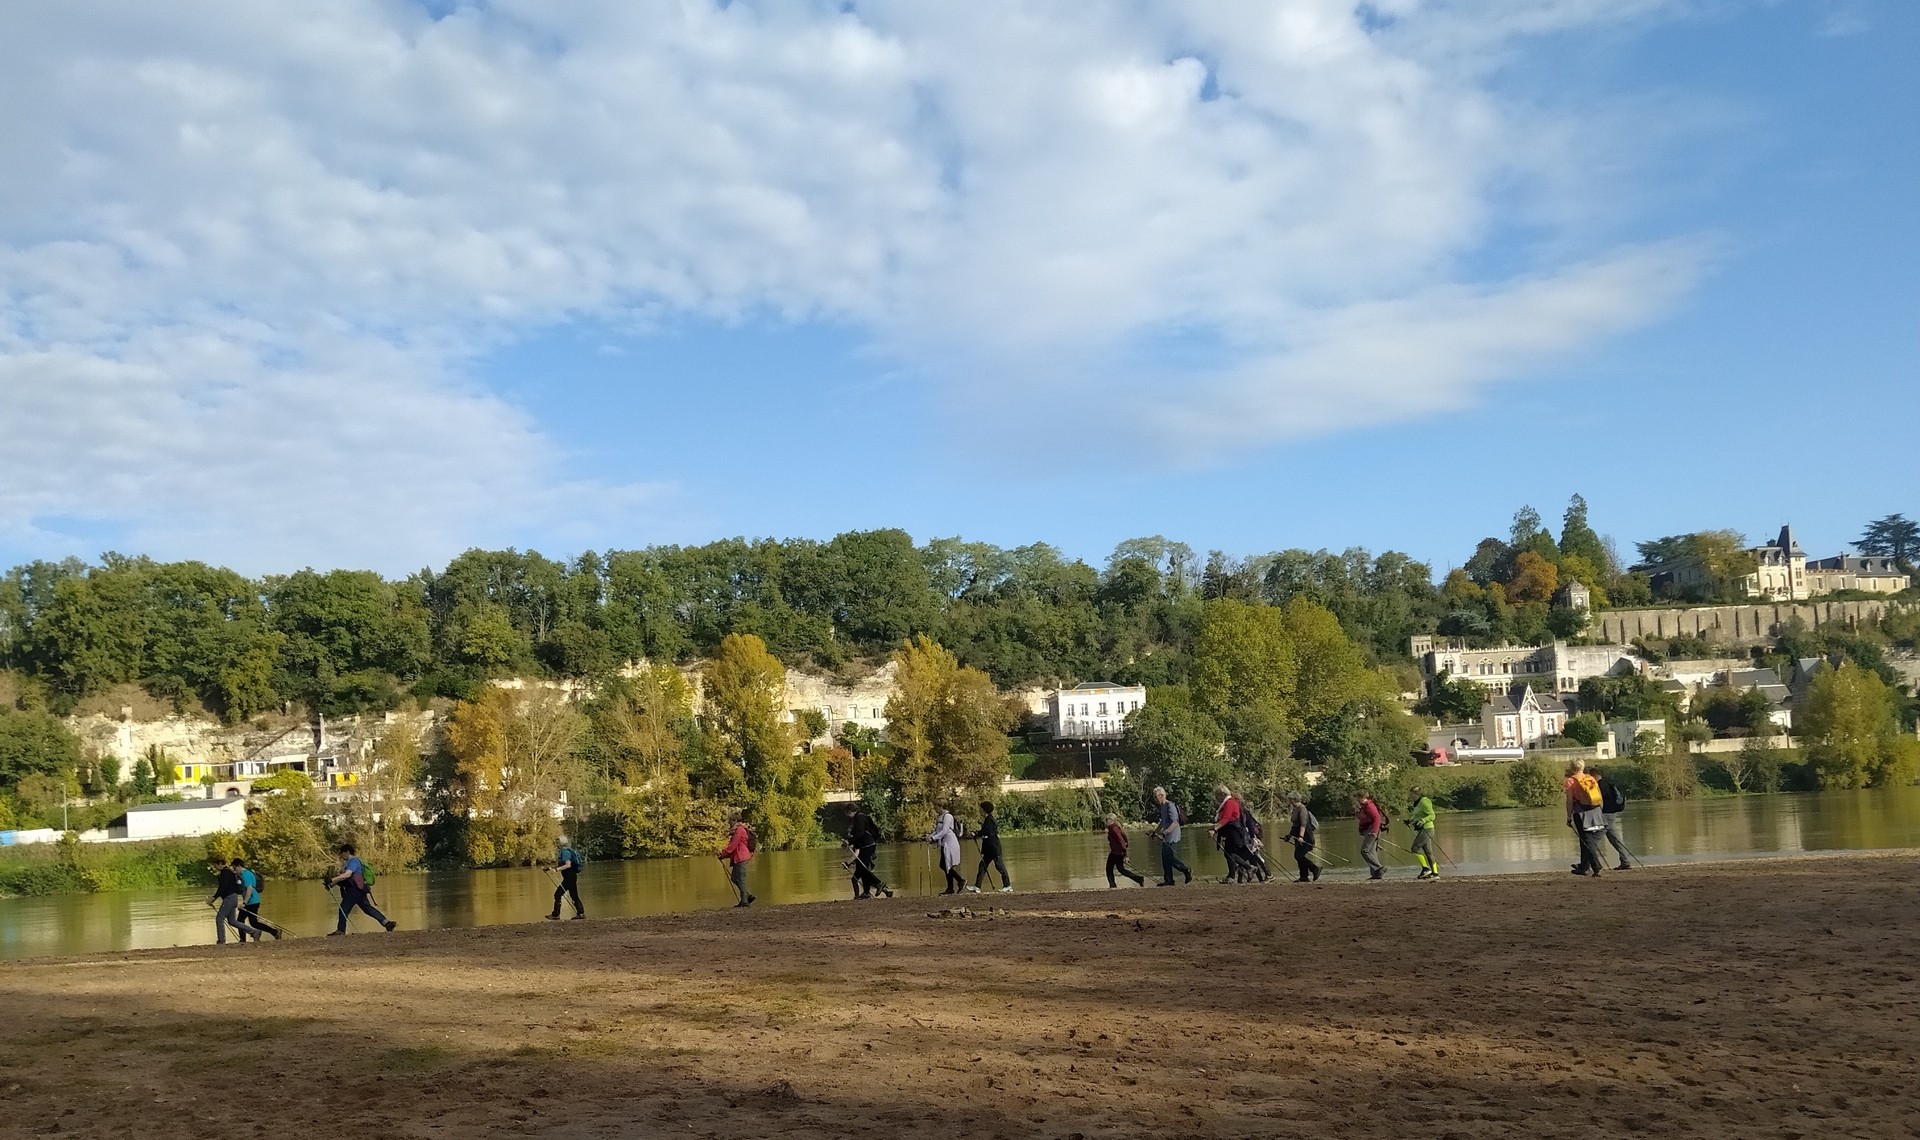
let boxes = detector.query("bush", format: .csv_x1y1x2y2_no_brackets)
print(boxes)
1508,758,1563,807
1098,762,1148,822
1407,766,1512,811
0,838,213,896
995,787,1100,833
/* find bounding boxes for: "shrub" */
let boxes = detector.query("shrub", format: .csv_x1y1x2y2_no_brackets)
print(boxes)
1508,758,1563,807
995,787,1099,833
1407,766,1511,811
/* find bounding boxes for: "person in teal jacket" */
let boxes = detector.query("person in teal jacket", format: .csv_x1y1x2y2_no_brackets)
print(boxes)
1406,793,1440,880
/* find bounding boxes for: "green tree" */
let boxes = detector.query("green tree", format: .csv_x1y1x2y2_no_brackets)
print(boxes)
1190,599,1295,777
1421,672,1486,723
444,685,587,865
1121,688,1230,822
1558,494,1607,571
0,711,82,792
1856,513,1919,567
883,636,1014,836
703,634,823,849
334,720,425,873
239,772,332,877
1508,757,1562,807
1799,662,1907,789
1560,713,1607,747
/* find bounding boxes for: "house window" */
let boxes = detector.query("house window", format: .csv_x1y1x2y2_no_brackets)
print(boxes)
1098,703,1109,715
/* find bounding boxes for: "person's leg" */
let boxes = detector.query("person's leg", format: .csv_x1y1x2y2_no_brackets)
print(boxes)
563,870,585,916
858,847,890,895
973,854,990,890
1581,828,1606,876
1293,843,1312,882
214,895,235,944
1603,815,1631,868
1170,841,1191,883
1106,852,1120,888
1159,843,1176,885
1361,834,1382,878
992,853,1011,889
1123,860,1145,885
550,879,567,918
335,891,353,934
356,893,393,926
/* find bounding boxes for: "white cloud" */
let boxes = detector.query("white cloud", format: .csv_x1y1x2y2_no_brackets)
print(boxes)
0,0,1702,570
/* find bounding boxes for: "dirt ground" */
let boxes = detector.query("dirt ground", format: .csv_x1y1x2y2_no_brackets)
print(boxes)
2,856,1916,1140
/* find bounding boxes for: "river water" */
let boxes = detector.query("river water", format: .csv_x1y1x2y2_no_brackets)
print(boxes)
3,787,1916,960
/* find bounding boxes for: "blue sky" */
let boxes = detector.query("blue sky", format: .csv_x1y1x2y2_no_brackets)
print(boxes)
1,1,1913,577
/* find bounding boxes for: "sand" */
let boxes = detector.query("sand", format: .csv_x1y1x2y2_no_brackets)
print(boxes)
1,854,1915,1139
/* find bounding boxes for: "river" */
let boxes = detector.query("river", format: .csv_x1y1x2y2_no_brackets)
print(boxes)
3,787,1916,960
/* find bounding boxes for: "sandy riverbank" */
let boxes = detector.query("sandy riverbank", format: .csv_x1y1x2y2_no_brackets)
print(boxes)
2,855,1916,1139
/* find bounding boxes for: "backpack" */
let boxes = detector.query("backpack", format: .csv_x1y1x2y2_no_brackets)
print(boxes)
1175,803,1189,826
251,870,265,898
1571,772,1602,809
744,826,759,854
361,862,377,887
567,846,586,868
1599,778,1627,815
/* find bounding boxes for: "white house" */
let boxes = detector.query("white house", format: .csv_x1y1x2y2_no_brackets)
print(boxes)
1481,685,1568,749
124,796,247,840
1051,682,1145,739
1411,637,1640,696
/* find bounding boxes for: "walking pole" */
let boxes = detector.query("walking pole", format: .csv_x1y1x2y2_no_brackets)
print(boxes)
1432,837,1462,871
1280,835,1349,865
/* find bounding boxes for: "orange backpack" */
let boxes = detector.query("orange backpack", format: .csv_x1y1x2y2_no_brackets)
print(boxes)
1571,772,1602,808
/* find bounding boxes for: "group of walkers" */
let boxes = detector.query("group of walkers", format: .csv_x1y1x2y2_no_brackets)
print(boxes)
207,841,397,944
207,761,1638,944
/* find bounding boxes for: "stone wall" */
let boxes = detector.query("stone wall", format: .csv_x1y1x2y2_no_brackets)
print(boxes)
1595,599,1908,648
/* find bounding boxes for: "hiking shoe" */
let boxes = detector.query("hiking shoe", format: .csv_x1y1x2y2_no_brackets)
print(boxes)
571,914,587,920
1570,868,1589,876
1157,880,1176,887
545,913,562,921
998,885,1013,893
1615,864,1632,871
384,920,398,931
882,889,894,898
1182,870,1192,884
965,886,981,893
327,931,346,937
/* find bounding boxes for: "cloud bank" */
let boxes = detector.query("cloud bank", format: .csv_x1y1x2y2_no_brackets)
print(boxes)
0,0,1701,570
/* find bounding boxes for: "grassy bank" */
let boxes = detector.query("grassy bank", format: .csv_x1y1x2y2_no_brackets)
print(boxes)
0,837,215,897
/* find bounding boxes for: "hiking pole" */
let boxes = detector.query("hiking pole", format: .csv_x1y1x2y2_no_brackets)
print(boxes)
1280,835,1348,865
1432,837,1462,871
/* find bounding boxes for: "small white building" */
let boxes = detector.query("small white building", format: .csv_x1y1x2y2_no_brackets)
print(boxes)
1482,685,1568,749
1051,682,1145,739
124,796,247,841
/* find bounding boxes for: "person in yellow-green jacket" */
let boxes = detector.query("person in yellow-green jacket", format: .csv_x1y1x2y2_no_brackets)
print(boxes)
1406,792,1440,880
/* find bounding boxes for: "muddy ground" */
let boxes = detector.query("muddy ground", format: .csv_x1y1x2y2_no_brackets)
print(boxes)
1,855,1915,1139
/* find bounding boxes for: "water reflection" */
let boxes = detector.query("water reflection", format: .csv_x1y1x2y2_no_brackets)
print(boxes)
3,787,1915,960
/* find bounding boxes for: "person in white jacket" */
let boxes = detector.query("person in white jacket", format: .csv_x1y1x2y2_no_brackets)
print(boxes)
927,805,965,895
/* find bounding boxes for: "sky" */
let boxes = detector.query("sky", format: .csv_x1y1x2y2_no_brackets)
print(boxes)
1,0,1913,579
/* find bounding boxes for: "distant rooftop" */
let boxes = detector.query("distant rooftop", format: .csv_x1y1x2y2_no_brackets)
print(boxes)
1068,681,1135,690
126,797,243,814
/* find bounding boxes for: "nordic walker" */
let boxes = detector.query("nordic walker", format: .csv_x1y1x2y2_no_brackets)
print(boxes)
928,803,965,895
1150,787,1192,886
233,858,281,941
329,844,397,934
548,834,586,920
1240,798,1272,880
208,858,249,945
1595,766,1633,870
1104,814,1146,887
1355,793,1386,880
1285,792,1320,882
847,806,893,899
1212,785,1259,882
1565,760,1608,877
1406,791,1440,880
719,810,756,907
970,800,1012,893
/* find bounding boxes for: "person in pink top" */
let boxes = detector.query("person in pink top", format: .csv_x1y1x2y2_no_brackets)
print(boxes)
1355,793,1386,881
717,809,756,908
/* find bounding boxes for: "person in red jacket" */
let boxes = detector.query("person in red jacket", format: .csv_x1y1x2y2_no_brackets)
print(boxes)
1104,814,1145,887
1211,785,1258,883
1355,793,1386,880
717,809,756,908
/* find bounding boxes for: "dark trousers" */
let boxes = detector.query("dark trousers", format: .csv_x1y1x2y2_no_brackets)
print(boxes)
336,888,389,933
1159,839,1191,884
1576,827,1607,875
1106,852,1144,886
551,868,584,916
853,846,889,896
1222,835,1263,881
974,847,1010,889
1292,839,1318,881
240,901,279,940
729,860,753,905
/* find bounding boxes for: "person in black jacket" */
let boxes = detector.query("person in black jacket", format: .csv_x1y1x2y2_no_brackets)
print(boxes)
846,808,893,899
1594,766,1633,871
207,860,249,945
969,800,1012,893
